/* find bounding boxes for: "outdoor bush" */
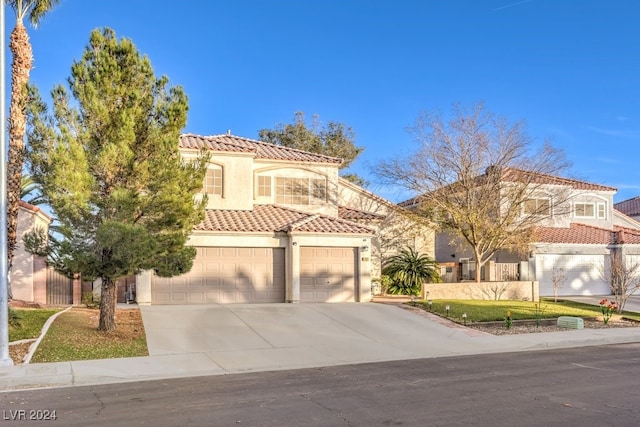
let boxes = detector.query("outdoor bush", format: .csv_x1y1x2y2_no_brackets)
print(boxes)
82,292,100,309
382,247,440,296
8,308,21,328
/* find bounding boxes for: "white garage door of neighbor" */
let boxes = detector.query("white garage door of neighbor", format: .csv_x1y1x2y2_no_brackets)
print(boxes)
537,254,610,296
300,247,357,302
152,247,285,304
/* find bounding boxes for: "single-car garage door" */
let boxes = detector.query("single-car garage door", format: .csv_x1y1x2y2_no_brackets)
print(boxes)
152,247,285,304
537,254,610,296
300,247,357,302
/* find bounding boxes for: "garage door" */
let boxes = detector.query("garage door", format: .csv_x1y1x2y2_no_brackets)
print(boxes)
536,254,610,296
152,247,285,304
300,247,357,302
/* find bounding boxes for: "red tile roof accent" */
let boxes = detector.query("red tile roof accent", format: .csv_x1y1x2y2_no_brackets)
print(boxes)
534,223,640,245
535,223,615,244
338,206,386,221
615,196,640,217
180,134,343,165
194,204,374,235
18,200,52,221
399,167,617,207
614,226,640,244
501,168,617,192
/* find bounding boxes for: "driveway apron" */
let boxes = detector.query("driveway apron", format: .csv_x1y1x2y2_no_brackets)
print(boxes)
139,303,494,370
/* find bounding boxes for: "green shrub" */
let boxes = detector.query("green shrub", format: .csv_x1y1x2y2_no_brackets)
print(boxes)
382,247,440,296
82,292,100,308
9,308,22,328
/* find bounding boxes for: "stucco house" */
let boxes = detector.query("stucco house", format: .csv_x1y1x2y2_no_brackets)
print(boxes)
400,169,640,297
135,133,434,305
615,196,640,222
10,201,51,304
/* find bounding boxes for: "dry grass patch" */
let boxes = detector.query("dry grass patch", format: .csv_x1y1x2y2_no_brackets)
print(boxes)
30,307,148,363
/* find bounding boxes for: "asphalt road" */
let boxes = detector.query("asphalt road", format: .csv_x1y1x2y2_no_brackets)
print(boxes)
3,343,640,426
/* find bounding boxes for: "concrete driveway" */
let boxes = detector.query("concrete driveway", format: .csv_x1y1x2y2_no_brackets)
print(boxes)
138,303,492,371
563,295,640,312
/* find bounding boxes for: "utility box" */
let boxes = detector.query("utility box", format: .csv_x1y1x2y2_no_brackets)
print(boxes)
557,316,584,329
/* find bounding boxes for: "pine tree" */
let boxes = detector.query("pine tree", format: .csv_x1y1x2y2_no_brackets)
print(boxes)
26,28,208,331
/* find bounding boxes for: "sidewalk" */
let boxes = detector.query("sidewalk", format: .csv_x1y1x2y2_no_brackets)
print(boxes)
2,300,639,393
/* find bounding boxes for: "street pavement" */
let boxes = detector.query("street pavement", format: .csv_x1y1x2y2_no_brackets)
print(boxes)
1,296,639,392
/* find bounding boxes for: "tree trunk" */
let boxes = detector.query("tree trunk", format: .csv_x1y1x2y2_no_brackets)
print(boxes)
475,258,482,283
98,277,118,332
7,23,34,300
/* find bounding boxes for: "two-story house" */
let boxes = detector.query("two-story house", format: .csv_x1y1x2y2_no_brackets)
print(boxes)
400,168,640,297
135,133,434,305
615,196,640,222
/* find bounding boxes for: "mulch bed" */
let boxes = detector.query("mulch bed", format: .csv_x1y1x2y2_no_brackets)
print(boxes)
467,318,640,335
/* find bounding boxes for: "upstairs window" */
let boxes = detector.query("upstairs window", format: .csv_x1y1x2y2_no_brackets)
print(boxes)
597,202,607,219
203,168,223,195
523,198,551,216
275,177,326,205
574,202,595,218
257,176,271,197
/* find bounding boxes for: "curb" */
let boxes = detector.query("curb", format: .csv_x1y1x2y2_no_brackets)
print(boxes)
22,306,73,364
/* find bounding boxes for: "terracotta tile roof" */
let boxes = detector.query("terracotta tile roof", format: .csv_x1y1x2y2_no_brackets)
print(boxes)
18,200,52,221
338,206,386,221
501,168,617,192
534,223,640,245
399,167,617,208
614,226,640,244
615,196,640,217
535,223,615,244
180,133,343,165
194,204,374,235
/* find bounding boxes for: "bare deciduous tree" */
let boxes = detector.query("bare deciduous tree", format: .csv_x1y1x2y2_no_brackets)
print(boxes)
377,102,571,282
551,267,565,302
601,252,640,313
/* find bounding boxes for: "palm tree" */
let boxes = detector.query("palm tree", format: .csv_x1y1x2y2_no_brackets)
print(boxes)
382,247,441,297
20,174,46,206
5,0,59,298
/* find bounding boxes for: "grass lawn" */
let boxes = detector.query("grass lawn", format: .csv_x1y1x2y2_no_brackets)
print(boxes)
415,298,640,324
30,307,148,363
9,308,62,342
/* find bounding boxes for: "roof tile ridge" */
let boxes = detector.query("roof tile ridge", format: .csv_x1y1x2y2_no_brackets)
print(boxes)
232,135,344,163
186,133,343,163
504,167,617,191
338,205,386,220
273,204,376,233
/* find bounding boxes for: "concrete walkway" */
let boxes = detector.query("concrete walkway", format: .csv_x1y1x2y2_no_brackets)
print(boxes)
2,298,639,392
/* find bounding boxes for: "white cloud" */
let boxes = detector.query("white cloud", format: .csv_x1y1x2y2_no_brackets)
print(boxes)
587,126,640,138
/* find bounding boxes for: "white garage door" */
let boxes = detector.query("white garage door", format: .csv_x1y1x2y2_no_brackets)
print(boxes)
536,254,610,296
152,247,285,304
300,247,357,302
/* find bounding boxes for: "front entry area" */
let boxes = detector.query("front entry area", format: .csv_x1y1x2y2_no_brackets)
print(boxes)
152,247,286,304
300,247,358,302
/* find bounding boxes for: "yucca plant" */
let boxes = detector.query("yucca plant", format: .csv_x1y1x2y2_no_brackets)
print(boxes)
382,247,441,296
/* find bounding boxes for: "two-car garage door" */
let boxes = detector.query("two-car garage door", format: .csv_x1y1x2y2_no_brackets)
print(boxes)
152,246,358,304
537,254,611,296
152,247,285,304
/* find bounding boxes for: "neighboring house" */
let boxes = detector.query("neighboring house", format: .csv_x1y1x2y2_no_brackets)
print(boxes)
615,196,640,222
10,201,50,303
135,133,434,305
400,169,640,297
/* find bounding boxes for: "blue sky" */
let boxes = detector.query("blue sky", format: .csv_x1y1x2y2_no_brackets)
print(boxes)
4,0,640,203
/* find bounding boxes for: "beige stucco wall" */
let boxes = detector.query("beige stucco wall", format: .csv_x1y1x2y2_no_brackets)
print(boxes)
337,181,435,280
11,205,51,302
423,281,539,302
